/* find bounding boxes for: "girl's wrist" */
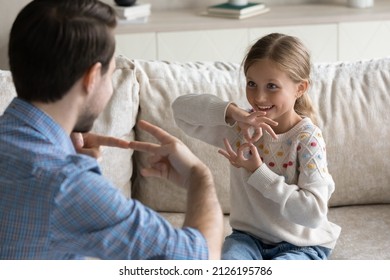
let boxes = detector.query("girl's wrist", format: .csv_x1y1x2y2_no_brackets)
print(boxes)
248,161,263,173
225,103,238,125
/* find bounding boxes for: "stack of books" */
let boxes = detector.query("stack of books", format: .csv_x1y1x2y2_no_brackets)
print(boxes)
113,2,151,24
204,2,269,20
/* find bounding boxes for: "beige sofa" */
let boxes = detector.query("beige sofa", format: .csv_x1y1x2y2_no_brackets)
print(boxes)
1,56,390,259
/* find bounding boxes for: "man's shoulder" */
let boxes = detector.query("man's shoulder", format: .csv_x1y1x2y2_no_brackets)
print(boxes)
0,127,100,183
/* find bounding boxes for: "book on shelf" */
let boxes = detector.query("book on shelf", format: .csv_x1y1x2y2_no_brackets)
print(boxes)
117,16,149,25
207,2,266,15
113,2,151,20
203,6,270,20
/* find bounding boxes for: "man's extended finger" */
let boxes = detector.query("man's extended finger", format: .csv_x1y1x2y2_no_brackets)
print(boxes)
92,135,130,148
75,147,101,160
70,133,84,149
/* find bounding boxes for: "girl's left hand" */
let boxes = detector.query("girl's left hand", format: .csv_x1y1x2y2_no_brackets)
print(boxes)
218,138,262,172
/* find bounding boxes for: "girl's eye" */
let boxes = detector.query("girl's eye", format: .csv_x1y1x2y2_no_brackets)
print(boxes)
267,83,278,90
247,81,256,88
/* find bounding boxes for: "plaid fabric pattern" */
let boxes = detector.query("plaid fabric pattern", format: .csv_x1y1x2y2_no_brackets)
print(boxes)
0,98,207,260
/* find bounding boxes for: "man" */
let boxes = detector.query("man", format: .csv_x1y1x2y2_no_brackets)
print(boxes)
0,0,223,259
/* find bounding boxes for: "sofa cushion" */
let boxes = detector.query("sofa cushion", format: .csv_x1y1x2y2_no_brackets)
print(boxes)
90,56,138,197
159,205,390,260
0,56,138,198
132,60,246,213
327,204,390,259
0,70,17,111
133,57,390,211
310,58,390,207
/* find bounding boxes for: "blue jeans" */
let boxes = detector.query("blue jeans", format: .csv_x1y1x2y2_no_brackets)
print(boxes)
222,230,331,260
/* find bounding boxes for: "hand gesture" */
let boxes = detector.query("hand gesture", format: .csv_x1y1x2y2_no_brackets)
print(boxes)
218,138,262,172
227,104,278,142
129,120,208,188
70,132,130,159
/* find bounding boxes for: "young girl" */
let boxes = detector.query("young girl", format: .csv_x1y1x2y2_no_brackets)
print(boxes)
172,33,341,260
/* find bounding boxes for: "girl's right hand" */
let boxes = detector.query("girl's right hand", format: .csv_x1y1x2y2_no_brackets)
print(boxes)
226,104,278,142
218,138,263,172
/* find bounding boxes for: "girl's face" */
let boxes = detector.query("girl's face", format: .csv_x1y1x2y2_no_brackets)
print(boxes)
245,58,307,134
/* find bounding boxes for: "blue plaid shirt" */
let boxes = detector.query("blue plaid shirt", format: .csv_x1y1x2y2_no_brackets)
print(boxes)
0,98,208,260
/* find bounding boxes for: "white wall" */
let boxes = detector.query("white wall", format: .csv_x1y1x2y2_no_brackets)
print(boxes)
0,0,30,70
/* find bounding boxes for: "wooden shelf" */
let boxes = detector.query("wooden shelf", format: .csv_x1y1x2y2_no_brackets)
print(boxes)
116,1,390,34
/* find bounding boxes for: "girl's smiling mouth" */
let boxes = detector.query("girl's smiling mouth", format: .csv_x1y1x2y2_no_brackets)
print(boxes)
255,105,274,112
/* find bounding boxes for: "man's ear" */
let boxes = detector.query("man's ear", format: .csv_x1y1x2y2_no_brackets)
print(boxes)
82,62,102,94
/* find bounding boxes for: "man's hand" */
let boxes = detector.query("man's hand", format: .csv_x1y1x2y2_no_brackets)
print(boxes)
71,132,130,159
128,120,208,188
129,120,223,259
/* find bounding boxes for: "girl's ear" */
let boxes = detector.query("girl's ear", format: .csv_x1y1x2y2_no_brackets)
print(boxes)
296,80,309,98
82,62,102,95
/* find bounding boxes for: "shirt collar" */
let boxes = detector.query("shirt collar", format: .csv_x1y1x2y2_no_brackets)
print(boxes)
5,97,76,154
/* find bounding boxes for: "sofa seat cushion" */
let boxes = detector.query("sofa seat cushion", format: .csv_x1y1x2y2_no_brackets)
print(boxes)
158,212,233,240
159,204,390,260
328,204,390,259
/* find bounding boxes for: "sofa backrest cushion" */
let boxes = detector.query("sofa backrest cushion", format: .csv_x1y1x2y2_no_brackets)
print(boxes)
91,56,138,197
310,58,390,207
132,60,241,213
0,56,137,198
0,70,17,110
132,57,390,211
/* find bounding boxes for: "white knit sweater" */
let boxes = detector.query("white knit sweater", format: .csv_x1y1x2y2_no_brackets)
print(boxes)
172,94,341,249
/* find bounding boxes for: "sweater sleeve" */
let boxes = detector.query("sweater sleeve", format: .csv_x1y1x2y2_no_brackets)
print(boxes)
247,126,335,229
172,94,238,149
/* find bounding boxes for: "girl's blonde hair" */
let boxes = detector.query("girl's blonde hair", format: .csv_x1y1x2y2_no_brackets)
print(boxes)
242,33,317,124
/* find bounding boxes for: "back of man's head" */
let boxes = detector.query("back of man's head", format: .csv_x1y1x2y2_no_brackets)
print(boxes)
8,0,117,103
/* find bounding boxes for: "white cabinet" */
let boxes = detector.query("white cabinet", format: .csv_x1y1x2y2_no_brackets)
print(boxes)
115,32,157,60
155,25,338,63
115,21,390,63
339,20,390,61
157,28,249,63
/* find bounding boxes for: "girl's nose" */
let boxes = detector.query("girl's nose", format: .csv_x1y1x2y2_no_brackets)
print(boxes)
254,91,266,102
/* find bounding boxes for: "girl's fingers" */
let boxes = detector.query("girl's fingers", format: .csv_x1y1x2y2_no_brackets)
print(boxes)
240,113,278,141
248,142,260,158
250,127,263,143
218,149,230,160
247,111,266,121
251,114,278,127
259,123,278,140
223,138,237,157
